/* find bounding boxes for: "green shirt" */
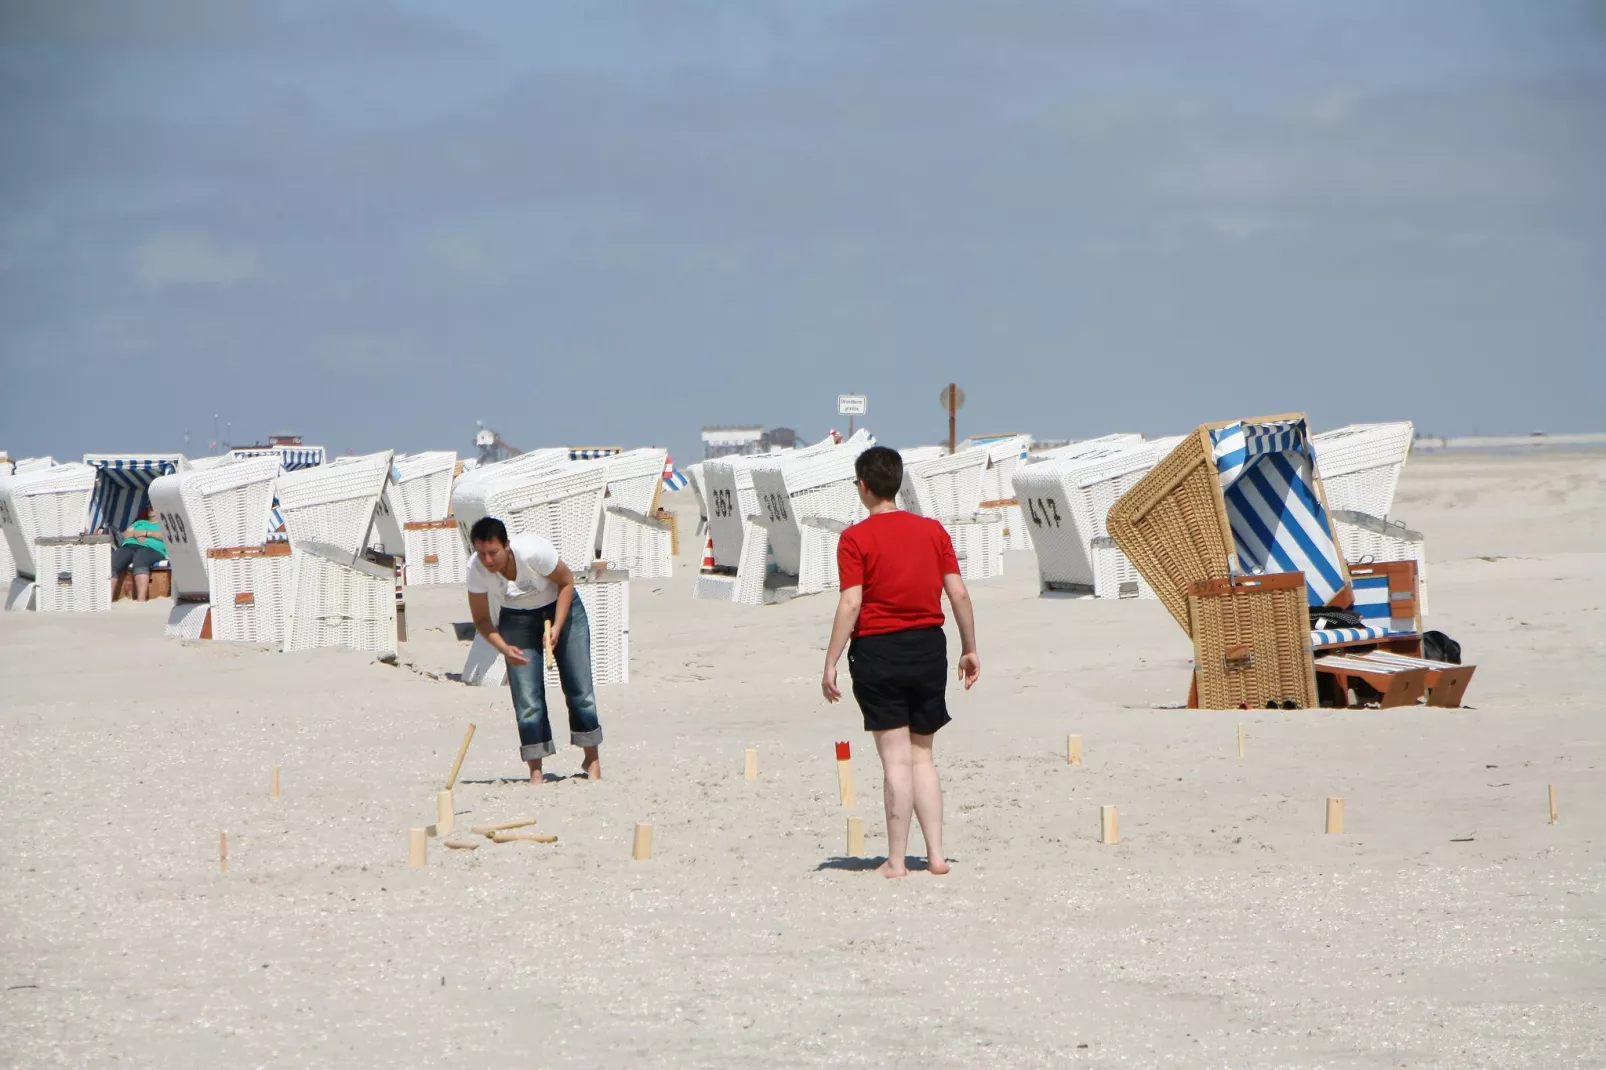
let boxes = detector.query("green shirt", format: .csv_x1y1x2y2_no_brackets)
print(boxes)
128,518,168,558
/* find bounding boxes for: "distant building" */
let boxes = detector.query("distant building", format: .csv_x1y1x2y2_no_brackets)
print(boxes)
267,433,305,447
701,426,765,460
701,425,809,459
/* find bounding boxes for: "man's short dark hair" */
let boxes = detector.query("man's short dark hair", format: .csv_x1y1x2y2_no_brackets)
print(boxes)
469,516,509,545
855,446,904,502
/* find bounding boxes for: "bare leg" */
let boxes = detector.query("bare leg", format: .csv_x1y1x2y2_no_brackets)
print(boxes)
134,574,151,602
910,732,947,874
872,728,913,878
526,758,544,785
580,745,601,780
110,575,122,603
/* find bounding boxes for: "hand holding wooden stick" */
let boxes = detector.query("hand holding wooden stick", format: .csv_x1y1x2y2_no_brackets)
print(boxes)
543,619,555,669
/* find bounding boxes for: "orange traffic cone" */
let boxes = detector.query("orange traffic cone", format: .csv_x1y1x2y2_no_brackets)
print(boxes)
700,534,716,572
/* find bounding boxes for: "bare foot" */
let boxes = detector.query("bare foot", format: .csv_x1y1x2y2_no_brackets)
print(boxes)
876,859,908,879
581,747,601,781
526,760,544,785
927,858,951,875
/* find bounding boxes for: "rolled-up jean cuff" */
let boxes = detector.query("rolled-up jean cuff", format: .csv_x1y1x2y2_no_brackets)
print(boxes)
571,728,603,748
520,741,557,761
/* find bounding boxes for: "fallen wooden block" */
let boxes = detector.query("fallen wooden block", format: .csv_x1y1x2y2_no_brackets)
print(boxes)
444,840,481,851
490,831,558,845
471,818,538,836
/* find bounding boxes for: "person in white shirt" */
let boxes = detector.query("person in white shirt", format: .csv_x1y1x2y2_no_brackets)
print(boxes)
465,516,603,783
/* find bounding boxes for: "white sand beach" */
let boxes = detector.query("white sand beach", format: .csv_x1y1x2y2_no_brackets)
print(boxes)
2,448,1603,1068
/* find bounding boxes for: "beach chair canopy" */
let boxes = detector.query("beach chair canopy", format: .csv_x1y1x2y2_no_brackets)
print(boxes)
84,454,186,538
1209,418,1347,609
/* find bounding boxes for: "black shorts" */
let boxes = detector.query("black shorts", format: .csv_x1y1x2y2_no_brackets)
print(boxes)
847,626,951,736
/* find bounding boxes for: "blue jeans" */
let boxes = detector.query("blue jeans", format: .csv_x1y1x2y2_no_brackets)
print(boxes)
499,600,603,761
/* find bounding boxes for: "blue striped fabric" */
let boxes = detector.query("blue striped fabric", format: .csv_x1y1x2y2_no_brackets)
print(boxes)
569,448,622,461
1346,574,1415,634
662,454,689,491
227,447,324,540
87,457,182,537
1312,625,1390,647
1210,419,1347,609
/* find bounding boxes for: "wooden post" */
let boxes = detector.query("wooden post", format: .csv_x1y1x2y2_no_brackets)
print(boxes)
947,382,957,454
1099,805,1119,845
409,827,428,867
1237,723,1245,759
847,816,865,857
271,765,280,799
744,748,758,782
219,830,228,873
1325,797,1345,835
436,790,454,836
1066,734,1082,766
632,823,653,861
835,742,855,808
1549,784,1558,824
444,723,477,790
543,619,555,669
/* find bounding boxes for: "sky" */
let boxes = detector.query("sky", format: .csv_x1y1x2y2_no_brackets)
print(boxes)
2,0,1603,464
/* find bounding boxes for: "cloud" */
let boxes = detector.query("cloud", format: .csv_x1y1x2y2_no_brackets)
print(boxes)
131,232,258,290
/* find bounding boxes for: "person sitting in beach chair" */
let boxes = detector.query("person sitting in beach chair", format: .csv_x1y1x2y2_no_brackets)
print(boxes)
822,446,980,878
109,504,167,603
466,516,604,784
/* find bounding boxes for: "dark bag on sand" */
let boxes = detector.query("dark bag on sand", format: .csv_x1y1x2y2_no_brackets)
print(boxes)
1311,606,1364,630
1423,630,1462,664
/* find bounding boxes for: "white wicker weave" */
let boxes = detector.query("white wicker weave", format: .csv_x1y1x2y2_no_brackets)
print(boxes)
276,451,395,565
1028,433,1145,463
0,462,96,581
451,459,607,574
900,446,1004,581
402,526,467,586
148,456,281,600
389,451,457,526
281,550,397,656
593,448,673,579
33,541,112,613
977,437,1032,550
1312,422,1415,519
209,552,295,643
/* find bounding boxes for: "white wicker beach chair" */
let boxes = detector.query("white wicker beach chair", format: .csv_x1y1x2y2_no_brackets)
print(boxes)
976,436,1032,550
148,455,285,641
1311,422,1414,519
276,451,400,656
0,462,104,612
1331,509,1431,616
451,455,607,574
591,447,674,580
364,451,463,587
746,432,875,598
1011,437,1181,598
898,446,1005,581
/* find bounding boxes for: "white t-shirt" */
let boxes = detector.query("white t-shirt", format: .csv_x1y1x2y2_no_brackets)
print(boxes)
465,533,561,610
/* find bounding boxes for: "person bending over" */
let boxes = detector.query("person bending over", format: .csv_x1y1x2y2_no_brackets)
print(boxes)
466,517,603,784
822,446,980,878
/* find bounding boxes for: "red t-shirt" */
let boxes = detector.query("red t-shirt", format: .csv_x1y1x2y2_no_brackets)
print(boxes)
837,510,960,638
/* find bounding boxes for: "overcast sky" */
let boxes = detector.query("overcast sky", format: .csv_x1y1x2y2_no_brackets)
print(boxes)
2,0,1603,463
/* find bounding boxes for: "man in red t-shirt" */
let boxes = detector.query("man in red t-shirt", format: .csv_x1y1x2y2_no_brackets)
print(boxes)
823,446,980,878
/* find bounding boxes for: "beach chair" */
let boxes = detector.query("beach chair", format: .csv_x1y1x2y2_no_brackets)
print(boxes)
365,451,463,587
451,453,607,573
275,451,401,656
148,455,287,642
460,566,632,689
683,462,710,546
900,446,1004,581
591,448,675,580
85,453,186,599
746,432,874,598
1011,437,1176,597
1029,433,1145,462
1311,421,1414,519
975,436,1033,550
0,462,106,612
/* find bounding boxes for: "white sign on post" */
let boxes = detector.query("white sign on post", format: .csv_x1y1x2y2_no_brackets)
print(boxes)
837,395,867,416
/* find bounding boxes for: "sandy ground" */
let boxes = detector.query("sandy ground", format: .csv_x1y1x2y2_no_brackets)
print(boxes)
2,450,1603,1069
